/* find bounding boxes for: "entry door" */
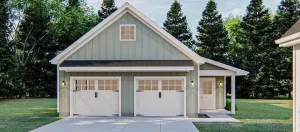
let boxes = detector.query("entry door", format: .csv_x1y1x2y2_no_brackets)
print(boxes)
200,78,216,110
136,79,184,116
73,78,120,116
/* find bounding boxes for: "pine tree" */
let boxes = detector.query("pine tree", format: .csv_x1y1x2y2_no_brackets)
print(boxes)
163,0,195,49
68,0,80,7
0,0,17,98
272,0,300,98
239,0,273,98
98,0,117,22
196,0,230,63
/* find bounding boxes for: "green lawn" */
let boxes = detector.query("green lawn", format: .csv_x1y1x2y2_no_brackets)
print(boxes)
0,99,59,132
194,99,292,132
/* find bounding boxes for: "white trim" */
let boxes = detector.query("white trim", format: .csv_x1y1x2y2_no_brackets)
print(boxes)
199,70,236,76
224,76,226,107
57,65,59,112
133,76,187,117
277,38,300,47
59,66,194,72
50,2,248,76
69,76,122,116
119,24,136,41
231,75,236,114
202,58,249,76
197,64,200,113
275,32,300,44
50,3,204,64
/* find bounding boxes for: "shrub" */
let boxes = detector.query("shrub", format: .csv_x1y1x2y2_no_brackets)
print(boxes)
225,100,238,111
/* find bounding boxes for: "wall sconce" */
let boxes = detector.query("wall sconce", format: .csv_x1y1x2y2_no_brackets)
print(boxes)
219,81,223,87
62,81,66,86
190,81,194,86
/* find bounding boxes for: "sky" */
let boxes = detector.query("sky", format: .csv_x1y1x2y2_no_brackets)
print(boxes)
86,0,282,34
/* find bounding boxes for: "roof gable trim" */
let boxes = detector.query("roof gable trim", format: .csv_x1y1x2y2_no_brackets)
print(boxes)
50,3,204,64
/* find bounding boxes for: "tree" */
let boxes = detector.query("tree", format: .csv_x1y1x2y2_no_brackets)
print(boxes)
196,0,230,63
68,0,80,7
98,0,117,22
238,0,273,98
163,0,195,49
224,15,244,67
0,0,17,98
271,0,300,98
51,0,98,50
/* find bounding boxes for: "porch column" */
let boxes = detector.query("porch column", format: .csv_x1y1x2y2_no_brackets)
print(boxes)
231,75,236,114
224,76,226,107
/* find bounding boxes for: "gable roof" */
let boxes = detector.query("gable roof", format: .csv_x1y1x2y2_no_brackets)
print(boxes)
275,19,300,47
50,2,248,76
281,19,300,38
50,2,204,65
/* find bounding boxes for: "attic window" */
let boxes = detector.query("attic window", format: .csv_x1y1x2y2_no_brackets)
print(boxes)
120,24,136,41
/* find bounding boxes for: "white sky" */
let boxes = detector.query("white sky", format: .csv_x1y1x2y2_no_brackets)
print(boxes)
86,0,282,34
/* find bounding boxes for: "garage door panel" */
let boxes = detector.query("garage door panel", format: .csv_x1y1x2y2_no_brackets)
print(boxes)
73,78,120,116
136,92,160,116
136,78,185,117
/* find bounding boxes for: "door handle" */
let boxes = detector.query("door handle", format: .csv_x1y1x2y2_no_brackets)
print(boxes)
159,92,161,98
95,92,98,98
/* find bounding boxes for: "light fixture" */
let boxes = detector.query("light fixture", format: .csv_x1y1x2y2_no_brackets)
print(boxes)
191,81,194,86
219,82,223,87
62,81,66,86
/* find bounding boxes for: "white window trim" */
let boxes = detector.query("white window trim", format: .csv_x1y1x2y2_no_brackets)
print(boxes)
69,76,122,117
133,76,186,117
119,24,136,41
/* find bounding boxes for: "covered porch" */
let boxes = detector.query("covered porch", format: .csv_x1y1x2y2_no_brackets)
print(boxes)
198,60,247,115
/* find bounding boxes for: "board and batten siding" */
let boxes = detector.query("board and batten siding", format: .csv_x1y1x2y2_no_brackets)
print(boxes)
200,63,226,70
58,12,199,117
66,13,190,61
58,65,198,117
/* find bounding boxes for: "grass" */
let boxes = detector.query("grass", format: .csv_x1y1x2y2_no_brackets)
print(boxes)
0,99,59,132
194,99,292,132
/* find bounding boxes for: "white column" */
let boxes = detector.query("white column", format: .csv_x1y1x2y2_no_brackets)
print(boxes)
231,75,236,114
224,76,226,107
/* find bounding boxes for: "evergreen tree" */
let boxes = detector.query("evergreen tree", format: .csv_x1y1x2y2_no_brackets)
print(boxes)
238,0,273,98
98,0,117,22
68,0,80,7
163,0,195,49
196,0,230,63
272,0,300,98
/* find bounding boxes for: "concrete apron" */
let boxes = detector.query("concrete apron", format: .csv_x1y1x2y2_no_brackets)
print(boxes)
30,116,199,132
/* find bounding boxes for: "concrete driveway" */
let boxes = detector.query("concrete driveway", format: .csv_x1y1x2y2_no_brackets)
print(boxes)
31,116,199,132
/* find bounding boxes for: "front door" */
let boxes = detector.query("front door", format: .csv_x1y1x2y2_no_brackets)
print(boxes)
200,78,216,110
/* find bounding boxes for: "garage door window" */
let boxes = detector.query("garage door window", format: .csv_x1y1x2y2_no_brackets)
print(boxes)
73,80,95,90
98,80,118,91
138,80,158,90
162,80,183,91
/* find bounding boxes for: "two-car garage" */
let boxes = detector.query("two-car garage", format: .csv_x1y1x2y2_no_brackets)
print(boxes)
70,76,186,117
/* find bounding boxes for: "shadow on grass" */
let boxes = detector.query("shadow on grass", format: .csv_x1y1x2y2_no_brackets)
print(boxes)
233,100,292,120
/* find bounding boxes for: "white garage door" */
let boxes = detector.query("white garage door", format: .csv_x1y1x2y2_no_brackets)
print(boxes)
135,77,185,117
72,77,121,116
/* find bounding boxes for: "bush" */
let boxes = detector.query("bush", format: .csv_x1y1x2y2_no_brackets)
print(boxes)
225,100,238,111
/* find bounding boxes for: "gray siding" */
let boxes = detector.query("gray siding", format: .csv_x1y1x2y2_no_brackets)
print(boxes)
200,63,226,70
67,13,190,61
58,69,198,117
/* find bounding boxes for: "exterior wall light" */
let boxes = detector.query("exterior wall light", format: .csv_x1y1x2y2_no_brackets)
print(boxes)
191,81,194,86
219,82,223,87
62,81,66,86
